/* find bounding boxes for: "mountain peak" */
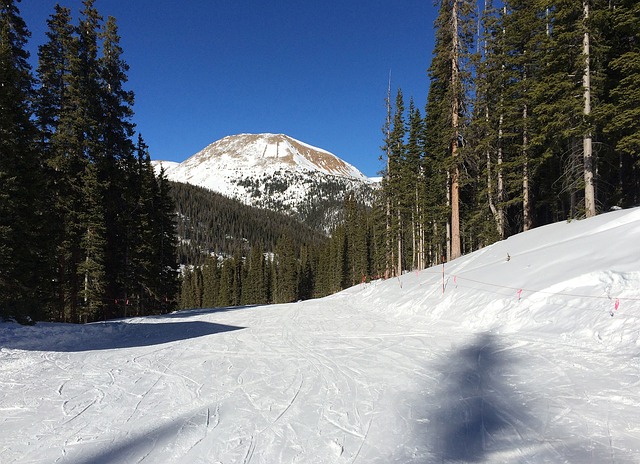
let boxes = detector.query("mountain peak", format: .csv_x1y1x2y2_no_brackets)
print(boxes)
153,133,375,230
187,133,367,180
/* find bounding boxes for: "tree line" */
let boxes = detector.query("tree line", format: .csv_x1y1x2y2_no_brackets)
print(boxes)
295,0,640,293
180,0,640,309
170,181,327,267
1,0,179,323
375,0,639,277
177,193,379,310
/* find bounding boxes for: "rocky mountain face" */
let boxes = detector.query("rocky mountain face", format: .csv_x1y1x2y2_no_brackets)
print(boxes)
153,133,377,231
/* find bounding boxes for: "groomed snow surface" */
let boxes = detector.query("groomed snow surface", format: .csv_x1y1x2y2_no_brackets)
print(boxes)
3,208,640,463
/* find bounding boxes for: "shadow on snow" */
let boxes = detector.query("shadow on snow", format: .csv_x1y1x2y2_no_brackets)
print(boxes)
69,404,218,464
0,320,244,352
419,332,622,463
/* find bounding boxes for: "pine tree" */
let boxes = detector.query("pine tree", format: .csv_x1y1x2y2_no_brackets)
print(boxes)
202,255,220,308
151,167,179,312
34,5,76,321
99,14,136,315
424,0,475,261
405,101,427,269
344,194,370,284
231,249,243,306
597,0,640,206
274,235,298,303
243,245,267,305
0,0,51,322
382,88,406,275
217,258,234,307
469,0,507,241
77,161,107,321
298,243,315,300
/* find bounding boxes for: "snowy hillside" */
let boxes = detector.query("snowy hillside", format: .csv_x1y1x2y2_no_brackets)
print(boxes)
152,133,376,228
2,208,640,462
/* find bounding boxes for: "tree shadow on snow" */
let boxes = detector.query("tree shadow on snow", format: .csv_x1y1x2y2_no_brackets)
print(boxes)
160,304,262,319
425,332,522,461
0,320,244,352
420,332,622,463
68,404,217,464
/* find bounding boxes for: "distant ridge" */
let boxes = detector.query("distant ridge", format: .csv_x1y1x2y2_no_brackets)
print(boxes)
152,133,376,231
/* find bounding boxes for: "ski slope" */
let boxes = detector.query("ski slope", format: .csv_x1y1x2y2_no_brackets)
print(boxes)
2,208,640,463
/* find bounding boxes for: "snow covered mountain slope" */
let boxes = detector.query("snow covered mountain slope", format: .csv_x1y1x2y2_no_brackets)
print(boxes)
2,208,640,462
153,133,376,229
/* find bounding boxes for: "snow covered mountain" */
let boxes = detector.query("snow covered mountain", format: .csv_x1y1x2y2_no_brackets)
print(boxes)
153,133,376,230
3,208,640,462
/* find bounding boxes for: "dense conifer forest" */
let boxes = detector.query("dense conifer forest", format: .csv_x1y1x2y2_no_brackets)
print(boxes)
170,181,327,267
372,0,640,277
1,0,179,323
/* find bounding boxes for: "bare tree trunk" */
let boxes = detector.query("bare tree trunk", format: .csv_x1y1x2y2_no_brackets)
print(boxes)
497,4,507,239
583,0,595,217
397,208,402,275
497,108,505,237
385,72,393,278
450,0,462,259
446,172,452,261
411,210,416,270
523,102,532,231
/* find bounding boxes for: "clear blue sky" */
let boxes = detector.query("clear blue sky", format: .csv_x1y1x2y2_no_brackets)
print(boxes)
20,0,436,177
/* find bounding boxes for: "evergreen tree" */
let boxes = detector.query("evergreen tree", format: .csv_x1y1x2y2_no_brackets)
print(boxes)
34,5,76,321
597,0,640,207
202,255,220,308
98,14,136,315
424,0,472,261
151,167,179,312
424,0,476,259
274,235,298,303
381,88,406,275
243,244,268,305
180,266,203,310
77,160,107,321
468,0,507,241
298,243,315,300
0,0,50,322
231,249,243,306
217,257,234,307
344,194,370,285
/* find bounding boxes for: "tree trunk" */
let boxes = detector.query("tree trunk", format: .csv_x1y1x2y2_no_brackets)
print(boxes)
385,73,393,278
523,102,532,231
450,0,462,259
583,0,595,217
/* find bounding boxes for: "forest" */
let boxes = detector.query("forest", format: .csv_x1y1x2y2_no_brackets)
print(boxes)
1,0,179,323
373,0,639,276
2,1,639,319
177,0,640,310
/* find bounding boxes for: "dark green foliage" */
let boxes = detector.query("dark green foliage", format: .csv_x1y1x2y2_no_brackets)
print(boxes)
372,0,640,277
0,0,53,322
216,258,234,307
1,1,179,323
273,235,298,304
170,181,326,266
201,255,220,308
242,245,268,305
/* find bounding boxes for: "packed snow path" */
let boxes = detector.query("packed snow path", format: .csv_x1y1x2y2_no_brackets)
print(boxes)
2,208,640,463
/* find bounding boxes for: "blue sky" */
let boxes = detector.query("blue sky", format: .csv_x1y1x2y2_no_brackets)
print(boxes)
20,0,436,177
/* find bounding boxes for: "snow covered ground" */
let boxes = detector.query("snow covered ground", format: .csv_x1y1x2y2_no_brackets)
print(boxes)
2,208,640,463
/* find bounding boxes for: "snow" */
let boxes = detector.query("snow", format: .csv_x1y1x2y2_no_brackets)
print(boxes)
151,133,372,215
153,160,180,176
3,208,640,463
